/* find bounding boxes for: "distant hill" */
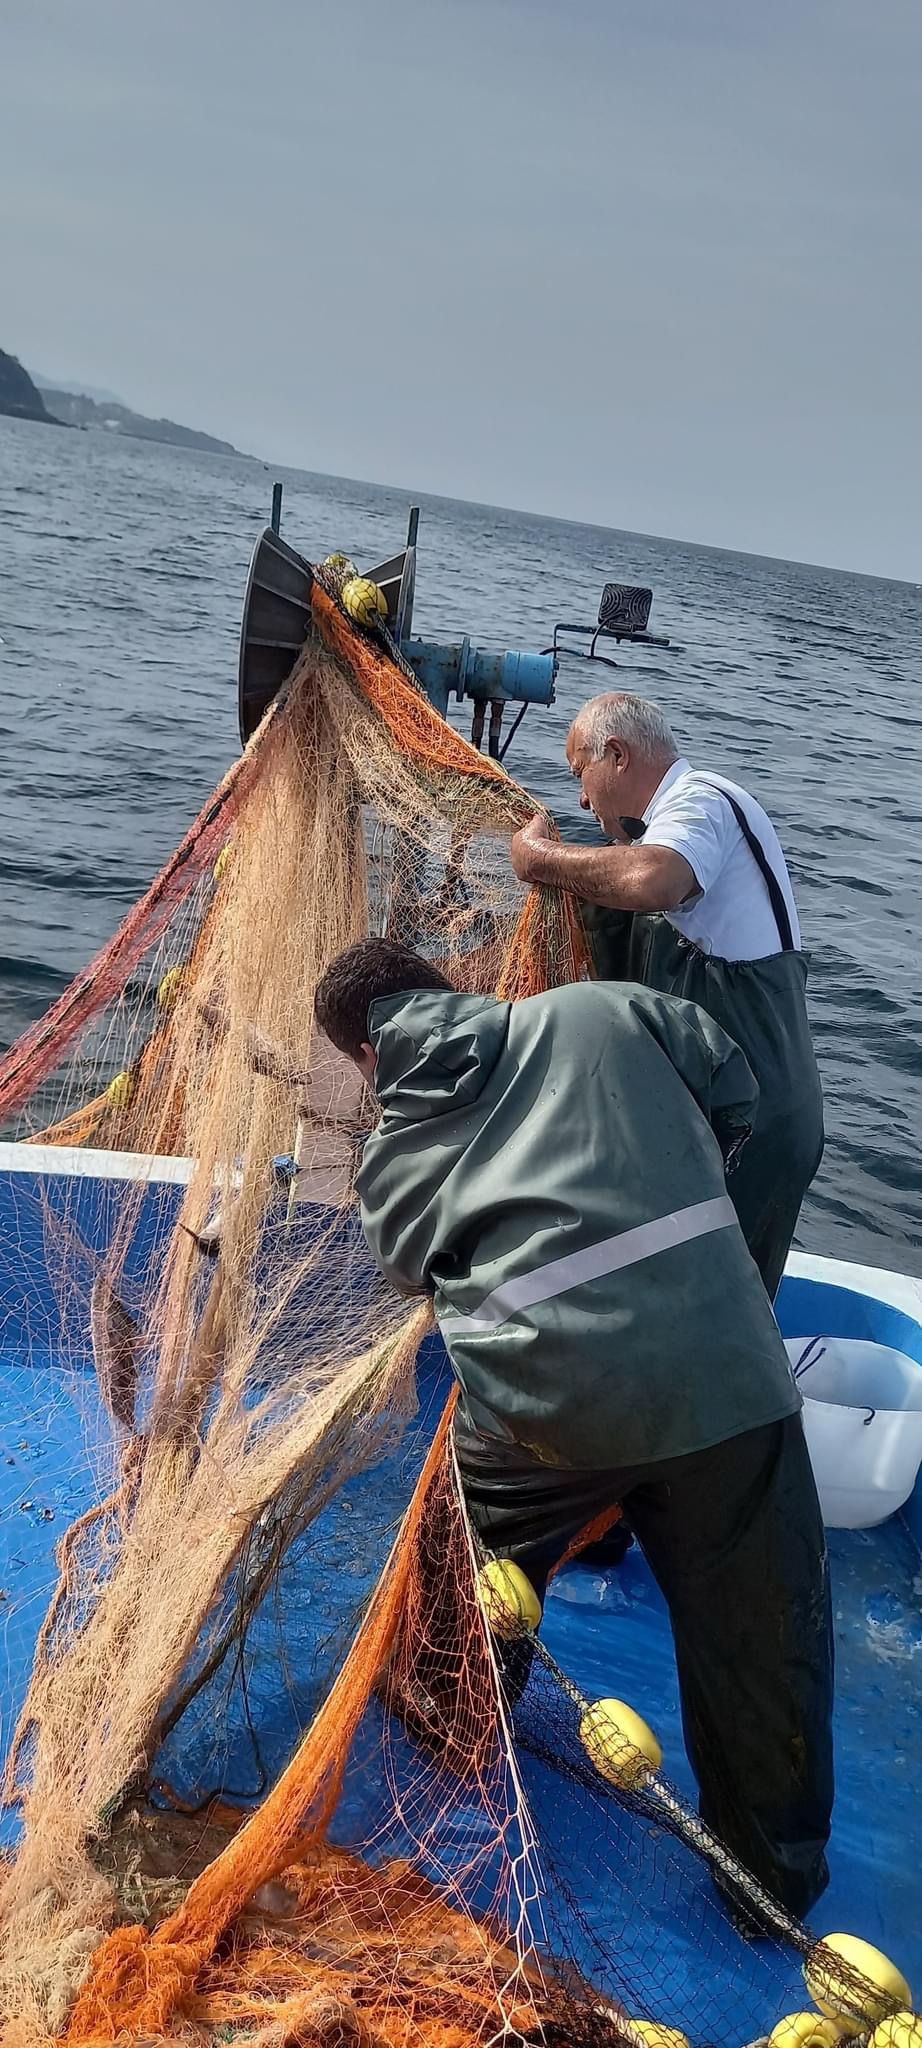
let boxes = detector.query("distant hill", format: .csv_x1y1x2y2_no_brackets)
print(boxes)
36,383,239,457
0,344,240,455
33,373,124,405
0,351,63,425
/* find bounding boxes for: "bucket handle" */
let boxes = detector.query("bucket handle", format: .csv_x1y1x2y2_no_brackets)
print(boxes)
792,1337,826,1380
791,1339,876,1421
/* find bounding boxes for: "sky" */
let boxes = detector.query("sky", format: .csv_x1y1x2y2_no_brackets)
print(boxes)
2,0,920,579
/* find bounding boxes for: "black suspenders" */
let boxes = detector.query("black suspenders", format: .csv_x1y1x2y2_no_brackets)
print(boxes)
623,779,797,953
704,785,796,954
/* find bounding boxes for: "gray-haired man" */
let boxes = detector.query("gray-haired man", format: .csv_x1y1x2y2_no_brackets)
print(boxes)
511,691,823,1304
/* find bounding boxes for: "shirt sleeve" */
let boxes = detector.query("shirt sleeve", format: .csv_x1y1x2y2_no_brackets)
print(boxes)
643,783,735,898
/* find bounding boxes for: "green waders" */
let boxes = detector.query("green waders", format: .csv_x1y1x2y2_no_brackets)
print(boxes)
394,1410,834,1920
576,905,824,1576
581,906,824,1303
456,1408,834,1919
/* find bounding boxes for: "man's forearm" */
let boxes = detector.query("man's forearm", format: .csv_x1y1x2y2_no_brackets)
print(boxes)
516,836,686,912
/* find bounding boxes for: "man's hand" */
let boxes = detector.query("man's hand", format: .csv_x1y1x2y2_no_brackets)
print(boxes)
508,816,698,913
510,812,552,882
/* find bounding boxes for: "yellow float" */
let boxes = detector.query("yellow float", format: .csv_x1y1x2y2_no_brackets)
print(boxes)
579,1697,662,1790
104,1070,135,1110
476,1558,541,1638
626,2020,689,2048
341,575,388,627
869,2016,922,2048
156,966,185,1010
806,1934,912,2036
768,2012,843,2048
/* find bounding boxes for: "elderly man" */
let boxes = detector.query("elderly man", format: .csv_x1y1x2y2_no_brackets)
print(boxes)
510,692,823,1304
313,936,834,1917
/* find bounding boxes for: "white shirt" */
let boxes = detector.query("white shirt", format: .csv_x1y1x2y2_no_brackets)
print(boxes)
641,759,801,962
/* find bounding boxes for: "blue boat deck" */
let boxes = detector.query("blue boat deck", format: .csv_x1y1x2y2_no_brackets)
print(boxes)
0,1147,920,2037
545,1516,922,1974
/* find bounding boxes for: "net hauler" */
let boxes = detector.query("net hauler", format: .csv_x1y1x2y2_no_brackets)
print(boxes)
238,495,556,755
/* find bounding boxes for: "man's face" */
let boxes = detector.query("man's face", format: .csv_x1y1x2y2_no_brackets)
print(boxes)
566,729,631,837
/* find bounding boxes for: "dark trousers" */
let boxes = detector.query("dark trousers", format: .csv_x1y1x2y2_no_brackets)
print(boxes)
454,1408,834,1918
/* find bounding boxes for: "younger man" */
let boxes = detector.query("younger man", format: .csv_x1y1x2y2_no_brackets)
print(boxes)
314,938,833,1915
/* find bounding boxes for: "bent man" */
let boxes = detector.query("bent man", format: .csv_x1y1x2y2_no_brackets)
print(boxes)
510,693,824,1304
314,937,834,1917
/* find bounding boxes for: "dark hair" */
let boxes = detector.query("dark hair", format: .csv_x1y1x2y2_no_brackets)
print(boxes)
314,938,455,1060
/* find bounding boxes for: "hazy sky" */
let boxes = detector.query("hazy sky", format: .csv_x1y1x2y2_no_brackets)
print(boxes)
3,0,919,577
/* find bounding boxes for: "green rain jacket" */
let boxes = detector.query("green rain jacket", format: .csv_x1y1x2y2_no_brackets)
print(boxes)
357,981,800,1471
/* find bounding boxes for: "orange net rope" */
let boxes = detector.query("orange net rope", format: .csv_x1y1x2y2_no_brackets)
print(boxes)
0,572,602,2045
64,1404,460,2039
0,568,884,2048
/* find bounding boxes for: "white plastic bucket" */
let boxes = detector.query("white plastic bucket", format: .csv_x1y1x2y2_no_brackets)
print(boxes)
784,1336,922,1529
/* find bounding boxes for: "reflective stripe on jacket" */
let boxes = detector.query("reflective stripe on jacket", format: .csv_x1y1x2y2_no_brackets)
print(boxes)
358,981,800,1469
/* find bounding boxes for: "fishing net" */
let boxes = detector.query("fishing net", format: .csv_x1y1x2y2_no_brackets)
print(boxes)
0,566,908,2045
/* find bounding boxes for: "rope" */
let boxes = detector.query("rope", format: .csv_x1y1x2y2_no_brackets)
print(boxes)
0,688,288,1124
528,1634,810,1955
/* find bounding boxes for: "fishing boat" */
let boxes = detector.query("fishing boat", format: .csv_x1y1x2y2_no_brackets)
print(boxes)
0,505,919,2046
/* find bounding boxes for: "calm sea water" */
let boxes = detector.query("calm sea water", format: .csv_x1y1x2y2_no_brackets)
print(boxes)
1,416,920,1274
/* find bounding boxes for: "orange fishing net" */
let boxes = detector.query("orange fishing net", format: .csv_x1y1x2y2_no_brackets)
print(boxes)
0,565,892,2048
0,565,596,2041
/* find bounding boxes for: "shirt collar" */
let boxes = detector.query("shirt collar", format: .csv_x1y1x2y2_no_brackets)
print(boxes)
642,757,691,824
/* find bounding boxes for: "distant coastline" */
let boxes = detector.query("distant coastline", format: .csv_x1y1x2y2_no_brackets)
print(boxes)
0,347,240,456
0,350,61,425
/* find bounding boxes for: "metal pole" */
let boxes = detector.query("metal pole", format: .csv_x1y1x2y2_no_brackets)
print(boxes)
271,482,283,534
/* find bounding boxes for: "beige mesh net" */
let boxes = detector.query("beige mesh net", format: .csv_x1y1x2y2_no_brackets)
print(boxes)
0,570,903,2047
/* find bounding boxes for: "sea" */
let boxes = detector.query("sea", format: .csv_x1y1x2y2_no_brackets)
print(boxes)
1,415,920,1275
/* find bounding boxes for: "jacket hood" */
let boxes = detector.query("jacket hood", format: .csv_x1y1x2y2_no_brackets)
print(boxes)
369,990,510,1122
